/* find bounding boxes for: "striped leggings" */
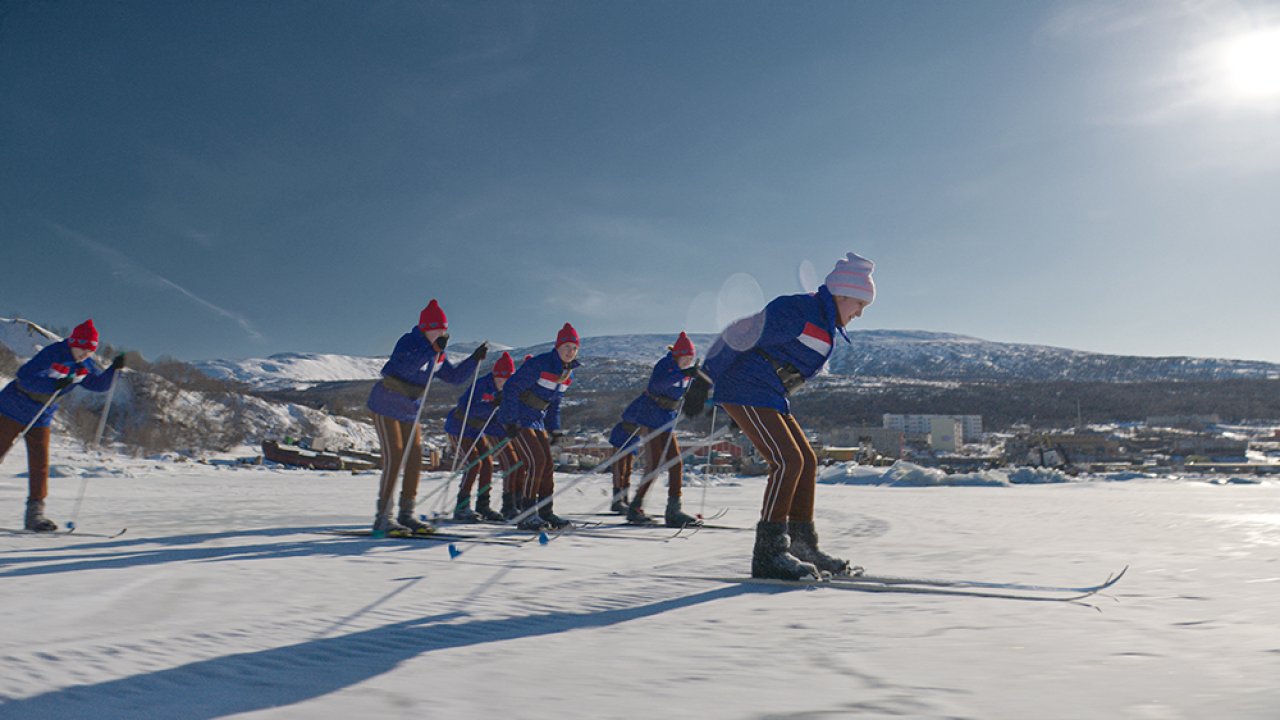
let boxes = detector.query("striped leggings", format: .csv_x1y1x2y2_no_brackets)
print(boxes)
509,428,555,500
721,404,816,523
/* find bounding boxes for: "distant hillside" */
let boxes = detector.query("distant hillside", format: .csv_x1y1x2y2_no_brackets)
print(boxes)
193,330,1280,389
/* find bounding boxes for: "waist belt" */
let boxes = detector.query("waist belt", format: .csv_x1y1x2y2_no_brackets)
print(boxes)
645,391,679,411
465,415,489,431
619,421,642,437
380,375,426,399
754,349,806,394
519,390,550,411
18,385,54,405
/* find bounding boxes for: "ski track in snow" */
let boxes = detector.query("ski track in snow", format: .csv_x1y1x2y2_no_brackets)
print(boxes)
1,441,1279,719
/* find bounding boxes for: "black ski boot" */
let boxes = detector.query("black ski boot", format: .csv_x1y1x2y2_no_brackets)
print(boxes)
500,492,517,521
787,521,859,576
664,496,702,529
372,501,410,537
24,499,57,533
626,501,656,525
752,521,820,580
610,487,631,514
397,498,436,536
452,494,479,523
475,491,505,522
538,499,572,530
515,497,549,531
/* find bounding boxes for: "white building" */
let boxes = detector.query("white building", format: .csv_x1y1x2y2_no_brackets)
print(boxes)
928,416,963,452
883,414,983,443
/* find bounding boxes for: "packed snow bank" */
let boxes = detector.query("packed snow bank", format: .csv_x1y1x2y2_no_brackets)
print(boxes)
821,461,1092,487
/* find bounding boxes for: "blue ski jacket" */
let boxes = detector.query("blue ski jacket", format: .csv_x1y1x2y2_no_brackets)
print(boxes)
608,353,689,449
703,284,849,414
495,349,578,432
443,373,505,440
366,328,479,424
0,340,118,428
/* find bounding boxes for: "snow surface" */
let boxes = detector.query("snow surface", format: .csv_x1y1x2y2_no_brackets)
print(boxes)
2,440,1278,719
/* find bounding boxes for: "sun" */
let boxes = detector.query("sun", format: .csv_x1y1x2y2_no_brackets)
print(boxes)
1221,28,1280,100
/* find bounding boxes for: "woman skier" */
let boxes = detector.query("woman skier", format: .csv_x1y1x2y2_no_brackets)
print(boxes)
496,323,580,531
607,331,703,527
0,320,124,532
686,253,876,579
366,299,485,536
443,350,518,523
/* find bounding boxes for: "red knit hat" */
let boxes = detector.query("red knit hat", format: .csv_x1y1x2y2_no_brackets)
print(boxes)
418,299,447,331
670,331,696,358
555,323,579,348
68,319,99,351
492,351,515,379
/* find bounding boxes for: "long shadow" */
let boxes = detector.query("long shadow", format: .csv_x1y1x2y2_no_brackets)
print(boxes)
0,526,469,579
0,584,769,719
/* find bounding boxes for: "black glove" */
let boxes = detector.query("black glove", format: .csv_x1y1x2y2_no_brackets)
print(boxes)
492,390,503,405
111,353,126,370
432,333,450,352
469,342,488,362
53,376,75,392
682,376,711,418
680,360,702,378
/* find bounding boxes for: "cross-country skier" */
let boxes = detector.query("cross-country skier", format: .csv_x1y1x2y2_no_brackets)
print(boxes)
0,320,124,532
687,253,875,579
496,323,580,531
607,331,704,527
366,300,485,536
443,350,518,522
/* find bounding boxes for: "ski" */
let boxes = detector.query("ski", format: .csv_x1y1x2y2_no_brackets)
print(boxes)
318,529,532,546
825,566,1128,595
656,575,1107,604
0,527,128,539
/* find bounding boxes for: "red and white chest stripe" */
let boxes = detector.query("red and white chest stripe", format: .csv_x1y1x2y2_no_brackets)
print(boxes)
537,371,573,392
797,322,832,356
49,364,90,383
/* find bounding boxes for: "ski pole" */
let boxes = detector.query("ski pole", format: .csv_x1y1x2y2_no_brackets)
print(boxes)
438,407,502,513
419,427,511,514
448,355,485,476
506,414,686,528
91,368,121,449
697,404,718,517
377,354,441,521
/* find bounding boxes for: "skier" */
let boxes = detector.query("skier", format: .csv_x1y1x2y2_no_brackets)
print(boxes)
443,350,517,522
0,320,124,532
686,253,876,579
366,300,485,536
607,331,704,527
496,323,580,531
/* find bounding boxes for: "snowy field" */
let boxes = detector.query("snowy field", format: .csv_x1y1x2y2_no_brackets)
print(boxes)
2,442,1278,719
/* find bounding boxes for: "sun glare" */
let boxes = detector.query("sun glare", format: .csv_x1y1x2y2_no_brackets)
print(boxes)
1222,28,1280,100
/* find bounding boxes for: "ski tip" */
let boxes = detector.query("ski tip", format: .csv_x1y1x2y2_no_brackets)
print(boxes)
538,531,550,545
447,543,462,559
371,530,387,539
66,521,77,531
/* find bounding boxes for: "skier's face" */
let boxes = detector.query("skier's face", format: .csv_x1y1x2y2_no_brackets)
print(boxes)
70,347,92,362
834,296,869,327
557,343,579,364
494,376,508,391
676,355,696,370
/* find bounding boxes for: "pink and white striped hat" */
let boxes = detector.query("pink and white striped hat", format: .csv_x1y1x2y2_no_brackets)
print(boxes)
823,252,876,305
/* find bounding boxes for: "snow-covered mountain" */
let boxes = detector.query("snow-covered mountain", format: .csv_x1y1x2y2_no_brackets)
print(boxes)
191,331,1280,390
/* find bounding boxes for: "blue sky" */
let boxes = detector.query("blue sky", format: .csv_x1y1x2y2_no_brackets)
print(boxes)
3,1,1278,362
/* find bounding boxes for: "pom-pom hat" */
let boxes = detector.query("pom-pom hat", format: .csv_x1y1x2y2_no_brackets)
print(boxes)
823,252,876,305
418,299,447,331
68,319,99,351
492,351,515,379
670,331,696,358
555,323,580,348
